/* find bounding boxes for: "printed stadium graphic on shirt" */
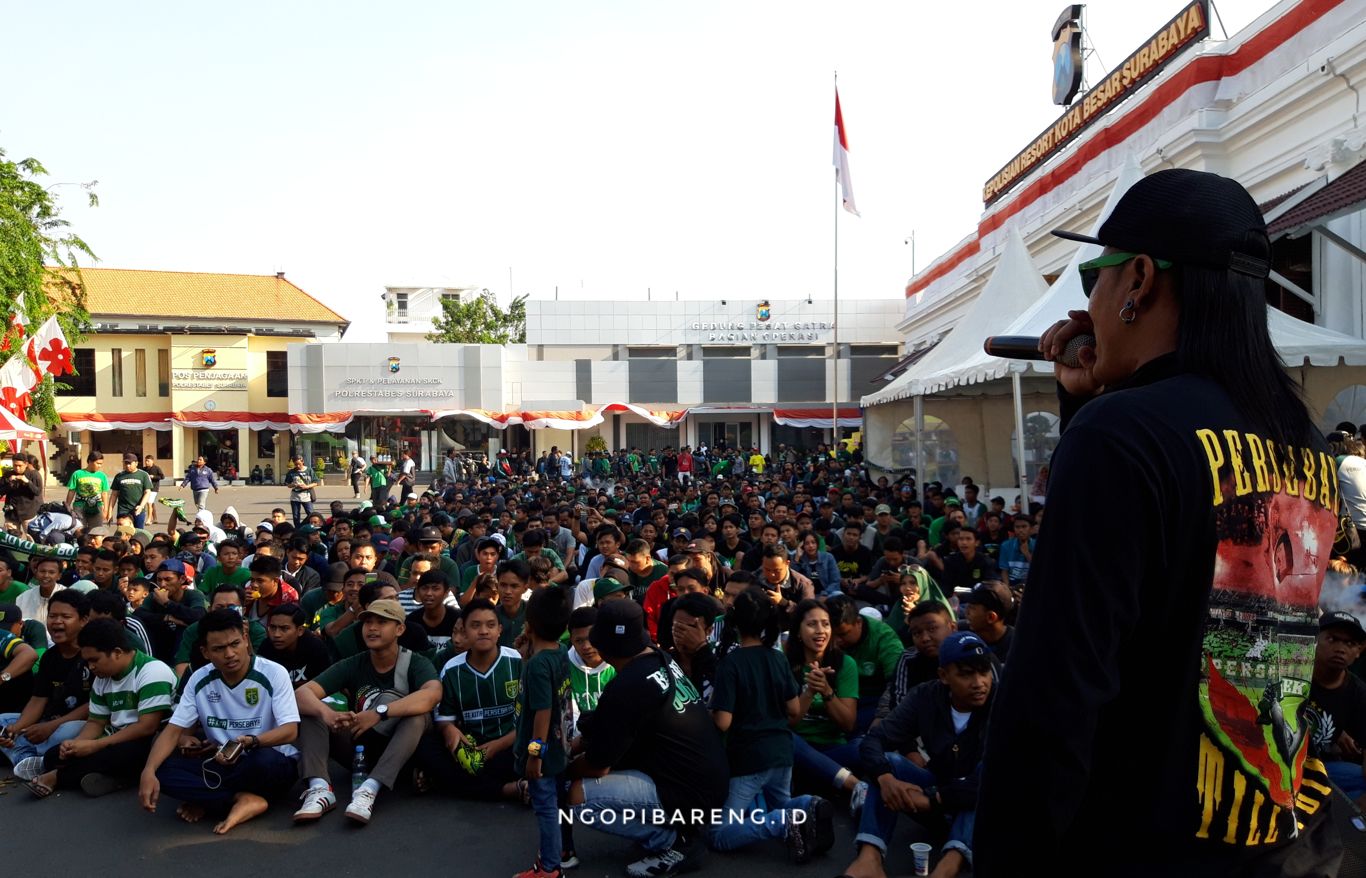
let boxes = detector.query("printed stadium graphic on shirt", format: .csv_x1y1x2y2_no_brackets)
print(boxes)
1194,428,1338,846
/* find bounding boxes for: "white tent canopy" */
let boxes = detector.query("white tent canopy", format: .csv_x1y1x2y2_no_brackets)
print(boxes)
863,153,1366,487
864,226,1049,406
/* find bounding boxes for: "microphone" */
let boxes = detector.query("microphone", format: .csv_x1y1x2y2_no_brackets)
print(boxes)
983,334,1095,369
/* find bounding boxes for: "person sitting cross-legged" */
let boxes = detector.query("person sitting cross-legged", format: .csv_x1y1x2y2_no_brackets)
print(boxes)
0,589,91,779
138,609,301,834
291,598,441,826
24,617,175,798
839,632,994,878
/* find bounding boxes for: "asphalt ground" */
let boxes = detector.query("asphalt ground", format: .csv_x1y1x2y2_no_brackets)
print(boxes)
0,762,911,878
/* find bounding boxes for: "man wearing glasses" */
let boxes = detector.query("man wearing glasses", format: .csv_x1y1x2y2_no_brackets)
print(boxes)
977,170,1340,876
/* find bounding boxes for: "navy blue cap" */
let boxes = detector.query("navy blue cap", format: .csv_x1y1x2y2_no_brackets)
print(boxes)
939,631,990,668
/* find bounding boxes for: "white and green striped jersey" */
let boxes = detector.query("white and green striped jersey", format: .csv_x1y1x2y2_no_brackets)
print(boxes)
437,646,523,741
568,649,615,734
171,656,301,757
89,651,175,734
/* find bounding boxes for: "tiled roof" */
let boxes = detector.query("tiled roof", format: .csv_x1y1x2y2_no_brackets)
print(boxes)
1268,160,1366,237
54,267,348,326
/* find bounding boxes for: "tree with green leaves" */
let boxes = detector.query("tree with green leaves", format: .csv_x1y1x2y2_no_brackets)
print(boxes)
427,289,527,344
0,145,95,428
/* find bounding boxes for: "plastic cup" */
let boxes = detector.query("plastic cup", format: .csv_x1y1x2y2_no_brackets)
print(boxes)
910,842,933,877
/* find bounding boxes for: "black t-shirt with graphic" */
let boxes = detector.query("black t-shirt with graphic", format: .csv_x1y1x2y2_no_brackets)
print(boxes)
32,648,91,720
258,634,332,686
1307,672,1366,761
580,650,728,824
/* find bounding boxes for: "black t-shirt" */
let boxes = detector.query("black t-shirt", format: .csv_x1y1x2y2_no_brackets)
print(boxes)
983,625,1014,664
829,544,874,580
1307,672,1366,760
940,552,1001,592
581,650,728,823
977,356,1340,873
258,634,332,686
32,648,91,720
407,607,458,652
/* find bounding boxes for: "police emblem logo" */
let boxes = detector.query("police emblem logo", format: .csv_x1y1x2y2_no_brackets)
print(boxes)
388,356,400,374
756,300,772,322
245,687,259,706
201,348,217,367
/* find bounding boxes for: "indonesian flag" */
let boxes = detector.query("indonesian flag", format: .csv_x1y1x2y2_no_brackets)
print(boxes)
26,316,74,381
0,355,36,420
833,89,859,217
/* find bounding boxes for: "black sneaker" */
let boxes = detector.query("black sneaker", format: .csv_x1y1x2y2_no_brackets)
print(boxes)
785,796,835,864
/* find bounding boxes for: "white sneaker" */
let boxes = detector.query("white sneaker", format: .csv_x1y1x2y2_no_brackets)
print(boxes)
849,781,869,818
292,786,336,823
345,786,378,824
12,757,44,782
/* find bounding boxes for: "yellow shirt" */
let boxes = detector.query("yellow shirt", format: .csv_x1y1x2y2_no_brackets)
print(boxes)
748,453,766,474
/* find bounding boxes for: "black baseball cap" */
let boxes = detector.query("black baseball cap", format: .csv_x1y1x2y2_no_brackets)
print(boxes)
1321,610,1366,642
414,526,444,543
1052,169,1271,279
962,581,1012,618
589,598,650,660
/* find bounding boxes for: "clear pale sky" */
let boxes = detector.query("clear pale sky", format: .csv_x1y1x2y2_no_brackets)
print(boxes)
3,0,1268,339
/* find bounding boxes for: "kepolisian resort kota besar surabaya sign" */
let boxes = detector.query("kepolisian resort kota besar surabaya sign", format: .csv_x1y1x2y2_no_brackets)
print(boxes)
982,0,1211,206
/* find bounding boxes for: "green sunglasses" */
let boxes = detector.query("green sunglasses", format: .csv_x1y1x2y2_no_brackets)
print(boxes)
1078,252,1173,298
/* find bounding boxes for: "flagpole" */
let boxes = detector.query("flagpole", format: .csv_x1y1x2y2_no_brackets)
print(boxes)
832,72,840,452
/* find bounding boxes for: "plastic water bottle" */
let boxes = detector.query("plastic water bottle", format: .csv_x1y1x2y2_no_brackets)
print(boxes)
351,745,367,795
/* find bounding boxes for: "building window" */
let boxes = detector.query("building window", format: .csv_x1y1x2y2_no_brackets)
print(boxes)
156,429,172,459
134,349,147,397
700,346,751,358
777,345,825,357
627,347,676,359
850,344,900,357
266,351,288,397
395,292,409,316
440,292,460,305
61,348,96,396
158,349,170,396
110,348,124,397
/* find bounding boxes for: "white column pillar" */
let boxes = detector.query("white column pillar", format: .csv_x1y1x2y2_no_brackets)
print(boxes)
236,426,251,483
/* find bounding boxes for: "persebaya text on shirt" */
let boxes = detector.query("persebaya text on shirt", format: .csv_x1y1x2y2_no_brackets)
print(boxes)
1194,428,1338,847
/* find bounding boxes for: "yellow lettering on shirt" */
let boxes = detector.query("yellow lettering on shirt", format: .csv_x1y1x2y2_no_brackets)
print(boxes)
1223,771,1248,844
1244,433,1271,494
1264,804,1280,844
1280,443,1300,497
1196,734,1225,838
1197,429,1227,507
1246,790,1265,845
1224,430,1253,497
1319,452,1337,510
1301,448,1317,505
1264,441,1283,493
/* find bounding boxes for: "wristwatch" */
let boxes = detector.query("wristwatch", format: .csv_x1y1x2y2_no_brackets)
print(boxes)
375,704,389,718
1,672,11,683
527,739,544,757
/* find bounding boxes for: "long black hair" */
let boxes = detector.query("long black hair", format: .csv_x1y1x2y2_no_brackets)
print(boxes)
1175,266,1316,449
783,598,846,674
726,586,783,650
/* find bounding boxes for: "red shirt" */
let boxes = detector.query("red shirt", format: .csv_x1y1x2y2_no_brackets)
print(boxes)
642,575,674,641
250,581,300,621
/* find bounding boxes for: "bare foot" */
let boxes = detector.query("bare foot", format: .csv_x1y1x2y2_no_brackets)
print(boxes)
928,849,965,878
177,802,206,824
213,792,268,835
840,843,887,878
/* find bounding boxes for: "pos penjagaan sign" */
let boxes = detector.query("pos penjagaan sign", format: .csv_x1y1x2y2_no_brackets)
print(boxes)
982,0,1210,206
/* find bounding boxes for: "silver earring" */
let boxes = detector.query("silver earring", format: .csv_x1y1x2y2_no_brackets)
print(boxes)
1119,300,1137,324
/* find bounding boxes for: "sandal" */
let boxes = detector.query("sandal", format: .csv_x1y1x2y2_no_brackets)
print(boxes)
24,779,53,799
411,767,432,795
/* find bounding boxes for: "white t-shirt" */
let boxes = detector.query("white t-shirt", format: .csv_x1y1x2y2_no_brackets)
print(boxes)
1340,454,1366,529
402,458,416,479
171,656,301,756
